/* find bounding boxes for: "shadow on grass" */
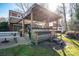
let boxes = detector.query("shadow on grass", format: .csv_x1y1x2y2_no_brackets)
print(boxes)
0,44,61,56
71,40,79,47
62,49,66,56
65,36,79,47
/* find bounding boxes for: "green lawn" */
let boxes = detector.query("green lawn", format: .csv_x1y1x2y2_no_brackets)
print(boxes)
57,35,79,56
0,34,79,56
0,45,60,56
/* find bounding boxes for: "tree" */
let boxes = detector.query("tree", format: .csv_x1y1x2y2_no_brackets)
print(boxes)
56,3,68,32
15,3,31,36
68,3,74,30
62,3,68,31
0,22,9,31
15,3,32,13
75,3,79,20
68,3,79,32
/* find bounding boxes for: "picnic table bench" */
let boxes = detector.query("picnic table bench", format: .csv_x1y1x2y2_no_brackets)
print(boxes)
0,32,20,43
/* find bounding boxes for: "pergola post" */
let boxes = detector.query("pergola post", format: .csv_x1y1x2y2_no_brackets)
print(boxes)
31,11,39,46
44,19,49,28
22,19,25,37
30,11,33,40
56,20,58,31
31,12,33,31
46,21,49,28
56,20,58,37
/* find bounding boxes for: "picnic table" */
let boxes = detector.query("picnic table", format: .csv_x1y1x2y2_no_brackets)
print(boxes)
0,32,20,43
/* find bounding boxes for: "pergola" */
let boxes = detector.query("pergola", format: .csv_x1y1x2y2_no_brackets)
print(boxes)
20,3,61,45
9,3,62,45
21,3,61,32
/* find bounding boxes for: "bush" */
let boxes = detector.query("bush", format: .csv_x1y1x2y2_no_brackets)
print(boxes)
66,31,76,39
76,32,79,38
0,22,9,31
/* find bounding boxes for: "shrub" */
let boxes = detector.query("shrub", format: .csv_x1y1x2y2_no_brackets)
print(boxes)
66,31,76,39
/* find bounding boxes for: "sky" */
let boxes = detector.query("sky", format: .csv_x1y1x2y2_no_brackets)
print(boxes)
0,3,60,17
0,3,18,17
48,3,60,11
0,3,70,20
49,3,70,20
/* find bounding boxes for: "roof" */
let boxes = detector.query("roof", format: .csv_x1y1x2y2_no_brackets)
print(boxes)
23,3,62,22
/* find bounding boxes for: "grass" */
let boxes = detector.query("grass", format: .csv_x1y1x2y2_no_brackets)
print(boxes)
0,33,79,56
57,34,79,56
0,45,60,56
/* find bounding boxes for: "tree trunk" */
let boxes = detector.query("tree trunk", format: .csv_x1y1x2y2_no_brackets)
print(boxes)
62,3,67,32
